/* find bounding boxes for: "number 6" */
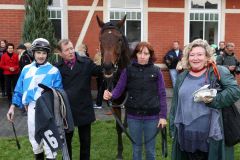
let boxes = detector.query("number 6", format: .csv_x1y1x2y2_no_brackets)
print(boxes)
44,130,58,149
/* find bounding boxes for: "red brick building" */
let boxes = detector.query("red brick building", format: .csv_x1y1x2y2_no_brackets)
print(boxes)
0,0,240,87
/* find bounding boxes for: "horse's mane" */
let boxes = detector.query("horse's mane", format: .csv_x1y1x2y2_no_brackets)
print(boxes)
117,34,130,70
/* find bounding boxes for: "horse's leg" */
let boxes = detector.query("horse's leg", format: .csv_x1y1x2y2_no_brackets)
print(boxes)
113,107,123,160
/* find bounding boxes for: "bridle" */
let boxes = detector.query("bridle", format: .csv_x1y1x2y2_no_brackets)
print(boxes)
98,23,168,154
99,23,125,79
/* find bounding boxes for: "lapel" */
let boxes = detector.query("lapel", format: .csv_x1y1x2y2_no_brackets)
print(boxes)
71,54,85,73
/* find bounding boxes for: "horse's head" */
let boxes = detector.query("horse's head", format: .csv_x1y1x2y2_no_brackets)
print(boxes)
97,15,130,78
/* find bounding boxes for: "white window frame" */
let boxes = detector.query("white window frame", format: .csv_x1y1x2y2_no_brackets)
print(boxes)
188,0,221,44
108,0,143,42
48,0,63,39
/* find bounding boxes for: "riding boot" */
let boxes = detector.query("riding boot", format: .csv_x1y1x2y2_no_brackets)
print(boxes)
35,152,44,160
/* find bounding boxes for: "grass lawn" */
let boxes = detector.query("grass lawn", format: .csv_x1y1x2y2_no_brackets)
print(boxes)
0,120,239,160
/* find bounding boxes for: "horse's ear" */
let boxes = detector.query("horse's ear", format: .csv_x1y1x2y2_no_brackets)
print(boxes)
96,15,105,28
116,15,127,29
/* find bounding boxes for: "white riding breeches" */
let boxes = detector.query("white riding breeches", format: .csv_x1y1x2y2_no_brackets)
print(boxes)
27,102,57,159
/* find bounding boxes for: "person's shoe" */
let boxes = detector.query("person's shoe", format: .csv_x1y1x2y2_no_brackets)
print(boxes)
93,104,102,109
35,152,44,160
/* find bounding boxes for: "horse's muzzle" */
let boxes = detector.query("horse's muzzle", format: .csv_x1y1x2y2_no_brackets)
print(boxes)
103,62,115,78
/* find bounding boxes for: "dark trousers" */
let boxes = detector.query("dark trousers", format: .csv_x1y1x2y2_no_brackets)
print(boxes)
5,74,18,104
185,150,208,160
96,76,104,106
65,124,91,160
0,70,5,93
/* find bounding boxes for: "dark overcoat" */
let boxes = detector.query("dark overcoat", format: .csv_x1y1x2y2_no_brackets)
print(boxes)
55,53,102,126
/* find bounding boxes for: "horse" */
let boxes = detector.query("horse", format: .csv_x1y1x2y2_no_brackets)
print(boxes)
97,15,130,160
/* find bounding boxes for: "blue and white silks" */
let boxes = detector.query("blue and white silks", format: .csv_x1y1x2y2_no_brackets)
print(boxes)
12,61,63,108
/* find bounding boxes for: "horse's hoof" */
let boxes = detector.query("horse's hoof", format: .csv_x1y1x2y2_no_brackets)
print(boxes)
116,154,123,160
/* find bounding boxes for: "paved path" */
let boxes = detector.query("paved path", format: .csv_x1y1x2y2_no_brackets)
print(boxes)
2,89,240,137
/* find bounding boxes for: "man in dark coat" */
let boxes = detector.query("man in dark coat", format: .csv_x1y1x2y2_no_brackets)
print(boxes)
216,41,225,56
216,42,240,76
164,41,182,87
17,44,33,115
17,44,33,70
55,39,102,160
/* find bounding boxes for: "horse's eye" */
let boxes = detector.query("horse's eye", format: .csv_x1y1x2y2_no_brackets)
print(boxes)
118,39,122,43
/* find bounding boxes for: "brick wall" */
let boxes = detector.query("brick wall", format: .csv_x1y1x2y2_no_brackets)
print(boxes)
80,12,102,59
0,10,25,47
68,11,88,46
148,12,184,87
226,0,240,9
0,0,239,87
0,0,24,4
225,14,240,55
225,13,240,83
68,11,102,58
162,70,173,88
148,0,184,8
68,0,103,6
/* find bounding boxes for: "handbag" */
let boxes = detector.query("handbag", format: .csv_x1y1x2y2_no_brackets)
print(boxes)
222,104,240,146
209,67,240,147
161,127,168,158
235,65,240,74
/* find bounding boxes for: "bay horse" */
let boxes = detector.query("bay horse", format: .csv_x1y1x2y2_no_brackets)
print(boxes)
97,15,130,160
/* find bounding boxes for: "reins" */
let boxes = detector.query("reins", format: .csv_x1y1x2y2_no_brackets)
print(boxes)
99,21,167,155
104,75,165,147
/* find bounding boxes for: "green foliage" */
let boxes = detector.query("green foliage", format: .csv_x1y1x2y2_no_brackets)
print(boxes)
0,120,239,160
22,0,57,51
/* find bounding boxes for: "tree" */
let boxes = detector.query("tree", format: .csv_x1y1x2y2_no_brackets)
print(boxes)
22,0,57,51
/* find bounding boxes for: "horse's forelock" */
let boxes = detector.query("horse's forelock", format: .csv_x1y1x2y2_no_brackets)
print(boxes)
101,22,123,34
99,19,130,71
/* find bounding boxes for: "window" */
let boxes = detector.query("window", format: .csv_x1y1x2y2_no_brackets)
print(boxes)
109,0,142,44
191,0,218,9
48,0,61,7
48,0,62,40
189,0,221,45
110,0,141,8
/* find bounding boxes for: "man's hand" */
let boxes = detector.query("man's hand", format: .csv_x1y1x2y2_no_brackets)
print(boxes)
166,59,171,65
176,61,183,71
7,105,15,122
